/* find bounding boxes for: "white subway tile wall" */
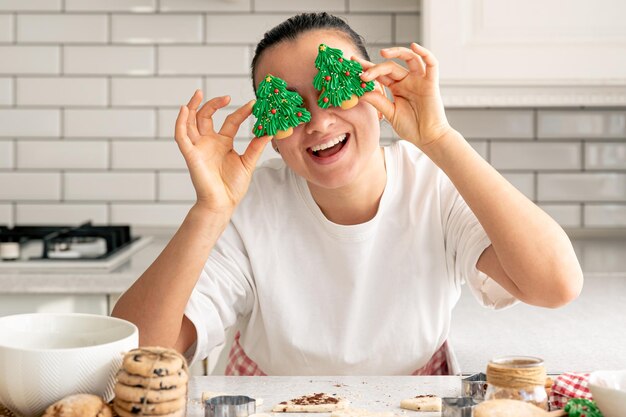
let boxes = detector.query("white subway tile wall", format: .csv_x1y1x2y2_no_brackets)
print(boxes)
111,15,203,44
111,203,189,227
538,204,582,228
500,173,534,200
0,3,624,229
0,204,12,225
158,172,195,202
17,141,108,169
111,141,186,170
64,0,156,13
111,77,203,106
257,0,345,13
17,77,108,106
585,142,626,170
348,0,420,12
0,141,14,169
158,46,250,75
16,203,108,225
159,0,250,13
64,172,155,201
64,109,155,138
0,78,12,105
0,1,61,11
0,46,59,74
491,142,581,171
205,15,291,44
338,14,393,44
395,14,420,43
0,109,60,136
0,173,61,200
0,15,13,43
64,46,155,75
585,205,626,227
17,14,108,44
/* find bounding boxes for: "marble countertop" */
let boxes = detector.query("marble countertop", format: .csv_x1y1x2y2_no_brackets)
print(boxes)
0,376,460,417
186,375,460,416
0,231,168,294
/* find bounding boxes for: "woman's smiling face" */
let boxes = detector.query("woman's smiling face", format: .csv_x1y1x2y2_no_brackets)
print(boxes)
253,29,382,190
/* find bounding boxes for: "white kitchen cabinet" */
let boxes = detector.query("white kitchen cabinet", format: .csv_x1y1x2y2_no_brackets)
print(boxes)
0,294,108,316
423,0,626,106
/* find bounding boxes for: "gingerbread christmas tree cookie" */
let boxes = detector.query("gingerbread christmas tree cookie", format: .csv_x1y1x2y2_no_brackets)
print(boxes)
252,74,311,139
313,44,375,110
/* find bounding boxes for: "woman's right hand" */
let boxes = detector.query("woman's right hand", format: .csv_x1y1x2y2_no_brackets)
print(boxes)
175,90,272,215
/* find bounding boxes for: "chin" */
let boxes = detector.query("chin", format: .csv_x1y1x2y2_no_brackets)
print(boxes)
309,168,359,190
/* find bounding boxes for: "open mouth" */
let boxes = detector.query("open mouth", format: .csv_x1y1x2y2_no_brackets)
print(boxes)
307,133,349,159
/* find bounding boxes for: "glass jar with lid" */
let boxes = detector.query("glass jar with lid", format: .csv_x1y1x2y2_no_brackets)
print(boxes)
485,356,548,410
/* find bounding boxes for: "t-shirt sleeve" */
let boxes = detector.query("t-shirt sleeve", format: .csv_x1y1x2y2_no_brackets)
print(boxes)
183,221,255,366
440,173,518,310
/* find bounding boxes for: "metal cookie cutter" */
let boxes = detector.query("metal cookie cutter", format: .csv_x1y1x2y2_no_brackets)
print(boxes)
205,395,256,417
442,397,479,417
461,372,488,401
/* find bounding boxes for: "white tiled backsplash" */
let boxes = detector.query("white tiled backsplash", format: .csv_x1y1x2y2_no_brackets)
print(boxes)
0,0,624,229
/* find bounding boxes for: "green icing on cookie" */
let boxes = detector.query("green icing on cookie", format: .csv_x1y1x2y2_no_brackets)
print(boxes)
564,398,603,417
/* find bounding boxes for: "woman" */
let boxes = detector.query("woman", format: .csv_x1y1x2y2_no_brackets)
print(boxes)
112,13,583,375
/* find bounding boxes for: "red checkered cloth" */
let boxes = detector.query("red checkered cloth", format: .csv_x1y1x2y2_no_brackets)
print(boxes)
225,331,451,376
549,372,593,409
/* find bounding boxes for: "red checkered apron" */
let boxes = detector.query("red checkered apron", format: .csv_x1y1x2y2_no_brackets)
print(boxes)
225,331,451,376
549,372,593,409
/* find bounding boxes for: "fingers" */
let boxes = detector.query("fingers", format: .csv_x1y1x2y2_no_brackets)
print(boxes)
174,105,193,153
379,46,425,76
218,100,256,139
359,90,395,123
351,56,394,86
185,90,203,141
410,42,439,80
241,134,272,173
361,60,409,84
196,95,231,136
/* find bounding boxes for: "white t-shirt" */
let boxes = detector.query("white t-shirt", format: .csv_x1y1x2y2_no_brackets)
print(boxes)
184,140,516,375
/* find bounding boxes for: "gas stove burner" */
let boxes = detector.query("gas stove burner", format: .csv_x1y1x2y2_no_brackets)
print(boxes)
0,222,137,261
48,236,108,259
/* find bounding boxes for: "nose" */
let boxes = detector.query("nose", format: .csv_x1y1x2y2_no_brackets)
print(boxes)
304,98,337,135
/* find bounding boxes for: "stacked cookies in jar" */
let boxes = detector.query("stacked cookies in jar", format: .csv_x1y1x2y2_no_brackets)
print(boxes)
113,347,189,417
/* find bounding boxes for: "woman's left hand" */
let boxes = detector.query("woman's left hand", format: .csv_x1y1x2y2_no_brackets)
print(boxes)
355,43,453,150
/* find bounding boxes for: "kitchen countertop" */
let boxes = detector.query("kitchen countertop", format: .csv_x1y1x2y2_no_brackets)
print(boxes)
0,376,459,417
0,229,169,294
186,375,459,416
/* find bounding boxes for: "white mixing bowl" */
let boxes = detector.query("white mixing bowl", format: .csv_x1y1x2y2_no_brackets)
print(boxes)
588,370,626,417
0,313,138,417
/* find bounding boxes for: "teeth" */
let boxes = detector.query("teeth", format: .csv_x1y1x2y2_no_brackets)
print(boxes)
311,134,347,152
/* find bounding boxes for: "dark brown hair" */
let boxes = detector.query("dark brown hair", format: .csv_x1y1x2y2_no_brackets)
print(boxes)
251,12,370,89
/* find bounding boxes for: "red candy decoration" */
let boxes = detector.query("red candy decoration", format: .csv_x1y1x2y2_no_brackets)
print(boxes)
274,88,279,93
297,112,302,117
345,71,350,76
271,109,276,114
338,58,343,62
325,75,331,81
360,82,366,88
323,97,329,103
257,125,263,130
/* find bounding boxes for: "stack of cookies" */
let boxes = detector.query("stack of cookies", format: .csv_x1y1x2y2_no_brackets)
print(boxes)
113,347,189,417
